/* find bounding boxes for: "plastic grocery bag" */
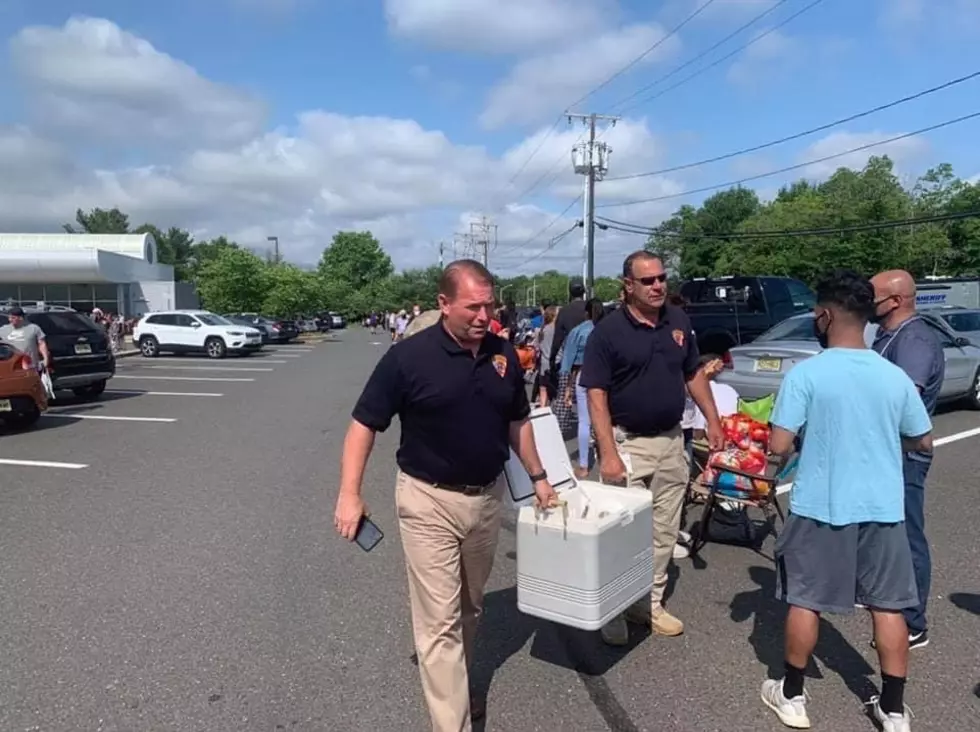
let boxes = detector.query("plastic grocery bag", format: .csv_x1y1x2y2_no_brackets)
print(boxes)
40,370,55,400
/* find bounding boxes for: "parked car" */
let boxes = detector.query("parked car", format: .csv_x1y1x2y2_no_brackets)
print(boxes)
932,307,980,345
679,276,816,358
0,342,48,428
327,312,346,329
223,313,278,343
133,310,263,359
231,314,300,343
717,311,980,409
0,306,115,399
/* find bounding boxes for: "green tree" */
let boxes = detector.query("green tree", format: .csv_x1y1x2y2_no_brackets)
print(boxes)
196,247,269,313
64,207,130,234
317,231,394,316
263,265,323,316
134,224,196,281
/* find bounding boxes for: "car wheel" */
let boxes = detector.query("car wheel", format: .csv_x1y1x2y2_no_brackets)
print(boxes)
968,368,980,410
72,380,107,400
205,337,227,359
140,336,160,357
5,404,41,429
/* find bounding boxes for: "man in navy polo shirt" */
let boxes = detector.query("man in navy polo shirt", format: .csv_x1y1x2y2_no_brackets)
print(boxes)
334,259,559,732
870,269,945,651
580,251,724,645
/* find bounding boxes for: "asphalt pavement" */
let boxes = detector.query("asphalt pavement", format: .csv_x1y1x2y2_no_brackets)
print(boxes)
1,329,978,732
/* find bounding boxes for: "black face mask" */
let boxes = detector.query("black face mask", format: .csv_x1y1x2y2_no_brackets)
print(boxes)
869,297,898,325
813,312,831,349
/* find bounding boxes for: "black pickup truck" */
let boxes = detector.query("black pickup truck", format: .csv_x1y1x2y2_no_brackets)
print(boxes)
678,276,815,356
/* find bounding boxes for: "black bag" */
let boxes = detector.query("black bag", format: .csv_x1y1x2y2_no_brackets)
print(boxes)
707,503,760,547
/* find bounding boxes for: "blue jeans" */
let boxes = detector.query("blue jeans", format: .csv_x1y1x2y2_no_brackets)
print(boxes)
575,377,591,470
903,453,932,634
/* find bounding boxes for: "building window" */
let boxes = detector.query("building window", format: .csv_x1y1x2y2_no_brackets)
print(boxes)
45,284,70,302
69,284,95,306
0,284,17,303
19,284,44,302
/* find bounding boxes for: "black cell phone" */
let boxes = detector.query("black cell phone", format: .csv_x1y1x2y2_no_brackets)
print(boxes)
354,515,384,552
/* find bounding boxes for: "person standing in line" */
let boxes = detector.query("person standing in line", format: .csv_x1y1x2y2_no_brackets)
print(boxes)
535,305,558,407
869,270,944,651
0,306,51,374
388,311,398,342
550,281,588,436
580,251,724,645
760,270,931,732
559,298,606,479
334,259,559,732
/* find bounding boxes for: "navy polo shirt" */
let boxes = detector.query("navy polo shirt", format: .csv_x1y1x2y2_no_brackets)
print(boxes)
872,316,945,415
352,321,531,486
579,304,699,435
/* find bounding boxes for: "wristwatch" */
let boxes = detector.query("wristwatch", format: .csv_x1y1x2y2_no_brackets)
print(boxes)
529,470,548,483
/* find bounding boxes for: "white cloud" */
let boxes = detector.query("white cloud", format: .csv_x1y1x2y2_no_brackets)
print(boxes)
384,0,613,54
0,16,688,276
9,16,266,146
797,130,930,178
480,23,682,130
879,0,980,33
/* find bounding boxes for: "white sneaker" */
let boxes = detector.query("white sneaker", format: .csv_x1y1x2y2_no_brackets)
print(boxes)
867,696,912,732
760,679,811,729
678,529,692,543
673,542,690,559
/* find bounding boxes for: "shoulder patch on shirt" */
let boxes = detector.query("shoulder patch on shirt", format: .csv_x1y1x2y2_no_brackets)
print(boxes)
492,354,508,377
672,329,685,347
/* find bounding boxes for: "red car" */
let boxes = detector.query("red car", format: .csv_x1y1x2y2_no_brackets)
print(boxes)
0,343,48,429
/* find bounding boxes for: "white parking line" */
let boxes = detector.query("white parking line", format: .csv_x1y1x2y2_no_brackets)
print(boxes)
270,354,303,358
105,389,224,397
130,365,274,372
114,375,255,382
43,414,177,423
136,358,289,364
0,457,89,469
934,426,980,446
776,423,980,495
271,346,314,350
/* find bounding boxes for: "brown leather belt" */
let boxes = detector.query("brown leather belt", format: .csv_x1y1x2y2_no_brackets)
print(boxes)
432,480,497,496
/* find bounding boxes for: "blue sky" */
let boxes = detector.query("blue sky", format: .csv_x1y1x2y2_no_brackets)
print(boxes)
0,0,978,275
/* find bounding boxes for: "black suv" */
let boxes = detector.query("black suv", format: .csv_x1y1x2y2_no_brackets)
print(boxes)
0,308,115,399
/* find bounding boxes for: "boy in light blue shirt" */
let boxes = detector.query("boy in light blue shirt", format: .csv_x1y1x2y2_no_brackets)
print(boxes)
759,270,932,732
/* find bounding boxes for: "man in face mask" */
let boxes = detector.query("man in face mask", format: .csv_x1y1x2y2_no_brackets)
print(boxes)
868,270,944,653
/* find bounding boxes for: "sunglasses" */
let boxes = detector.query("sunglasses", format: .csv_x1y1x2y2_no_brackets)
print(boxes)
630,274,668,286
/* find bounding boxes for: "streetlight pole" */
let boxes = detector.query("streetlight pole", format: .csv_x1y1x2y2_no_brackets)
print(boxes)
267,236,280,265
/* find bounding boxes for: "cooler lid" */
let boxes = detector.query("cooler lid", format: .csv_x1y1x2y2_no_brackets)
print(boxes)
503,407,577,508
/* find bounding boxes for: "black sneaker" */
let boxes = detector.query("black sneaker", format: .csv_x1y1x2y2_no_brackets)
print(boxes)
870,630,929,650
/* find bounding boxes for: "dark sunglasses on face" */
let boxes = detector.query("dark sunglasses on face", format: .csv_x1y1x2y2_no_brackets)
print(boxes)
632,274,668,286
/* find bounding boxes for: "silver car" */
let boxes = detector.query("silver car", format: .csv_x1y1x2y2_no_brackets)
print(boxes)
717,312,980,410
931,307,980,346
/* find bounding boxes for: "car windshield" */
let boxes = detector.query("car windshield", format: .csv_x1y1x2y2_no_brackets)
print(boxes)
754,316,816,342
942,311,980,332
28,312,99,335
196,314,232,326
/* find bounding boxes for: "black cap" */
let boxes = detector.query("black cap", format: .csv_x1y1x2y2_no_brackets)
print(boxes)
9,306,25,316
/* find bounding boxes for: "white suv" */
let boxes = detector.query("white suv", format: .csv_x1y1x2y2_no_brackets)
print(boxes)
134,310,263,359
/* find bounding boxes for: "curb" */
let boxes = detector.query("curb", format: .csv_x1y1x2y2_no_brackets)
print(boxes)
116,348,140,359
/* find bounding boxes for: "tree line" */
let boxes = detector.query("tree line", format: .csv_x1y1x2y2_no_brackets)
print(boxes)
644,157,980,282
60,155,980,318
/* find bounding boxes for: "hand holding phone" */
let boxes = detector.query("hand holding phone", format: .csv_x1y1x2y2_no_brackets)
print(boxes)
354,515,384,552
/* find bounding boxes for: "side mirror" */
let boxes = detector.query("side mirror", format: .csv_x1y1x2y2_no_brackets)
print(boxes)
191,321,201,328
954,336,971,347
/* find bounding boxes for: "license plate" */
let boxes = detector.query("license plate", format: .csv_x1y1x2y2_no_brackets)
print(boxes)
0,399,10,412
755,357,782,372
74,343,92,354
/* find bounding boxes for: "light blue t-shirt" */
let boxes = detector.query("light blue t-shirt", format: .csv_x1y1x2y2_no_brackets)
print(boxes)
772,348,932,526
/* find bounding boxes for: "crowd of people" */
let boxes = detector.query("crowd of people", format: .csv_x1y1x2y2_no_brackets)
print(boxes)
334,256,940,732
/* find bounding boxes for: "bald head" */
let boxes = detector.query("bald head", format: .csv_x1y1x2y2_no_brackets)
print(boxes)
870,269,917,328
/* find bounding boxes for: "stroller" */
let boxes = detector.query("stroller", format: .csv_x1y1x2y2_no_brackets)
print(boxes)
687,394,798,555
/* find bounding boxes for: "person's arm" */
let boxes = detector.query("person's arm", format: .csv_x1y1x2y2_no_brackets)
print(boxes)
38,334,51,371
768,370,809,457
506,350,558,507
335,349,405,539
892,333,942,400
899,375,934,453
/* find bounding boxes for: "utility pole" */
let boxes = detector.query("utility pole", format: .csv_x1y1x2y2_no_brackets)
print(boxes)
467,216,497,269
568,112,617,297
267,235,280,265
438,241,445,269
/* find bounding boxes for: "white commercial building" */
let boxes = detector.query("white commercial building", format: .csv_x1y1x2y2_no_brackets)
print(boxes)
0,233,199,316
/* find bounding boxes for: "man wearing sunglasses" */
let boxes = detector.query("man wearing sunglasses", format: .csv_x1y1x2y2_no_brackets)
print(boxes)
580,251,724,645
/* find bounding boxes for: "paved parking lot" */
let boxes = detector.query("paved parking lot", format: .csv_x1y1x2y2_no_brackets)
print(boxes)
1,330,978,732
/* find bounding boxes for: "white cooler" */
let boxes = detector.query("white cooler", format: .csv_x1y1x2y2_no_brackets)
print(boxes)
503,408,654,631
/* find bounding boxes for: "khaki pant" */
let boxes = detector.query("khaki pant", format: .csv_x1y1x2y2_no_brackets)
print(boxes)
618,427,688,606
395,471,504,732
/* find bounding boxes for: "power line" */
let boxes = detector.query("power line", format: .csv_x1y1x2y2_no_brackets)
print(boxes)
495,195,584,263
607,0,800,114
597,111,980,209
513,220,584,270
597,209,980,239
607,70,980,182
